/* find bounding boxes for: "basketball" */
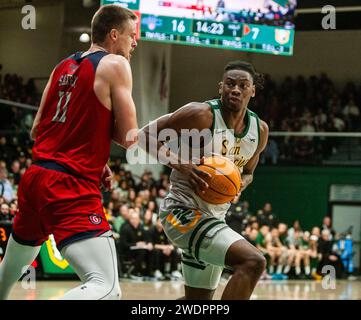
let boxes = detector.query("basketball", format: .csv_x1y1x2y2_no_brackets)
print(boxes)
196,155,242,204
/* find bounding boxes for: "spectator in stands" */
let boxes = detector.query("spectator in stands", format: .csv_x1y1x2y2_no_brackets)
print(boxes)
293,137,315,161
125,170,135,189
150,218,181,280
0,168,14,203
155,188,167,208
147,200,158,216
317,229,344,278
342,98,360,130
278,223,294,275
0,136,16,166
143,208,157,232
128,188,137,206
260,138,279,165
0,203,11,222
10,160,21,185
266,227,287,274
311,226,321,238
287,219,302,242
216,0,225,9
328,114,346,133
9,201,17,220
256,224,270,257
118,210,153,279
308,234,321,279
117,180,129,203
245,228,259,247
296,231,312,277
314,108,327,131
241,200,251,216
258,202,279,228
321,216,336,240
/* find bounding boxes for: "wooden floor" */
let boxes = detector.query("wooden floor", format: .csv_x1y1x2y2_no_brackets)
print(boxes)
8,279,361,300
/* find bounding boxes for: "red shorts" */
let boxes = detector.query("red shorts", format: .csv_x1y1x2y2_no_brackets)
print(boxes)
13,164,110,251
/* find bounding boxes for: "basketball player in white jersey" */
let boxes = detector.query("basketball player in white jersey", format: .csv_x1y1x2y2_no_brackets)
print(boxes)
139,61,269,299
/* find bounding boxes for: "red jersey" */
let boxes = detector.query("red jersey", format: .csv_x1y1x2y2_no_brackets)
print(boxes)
33,51,113,184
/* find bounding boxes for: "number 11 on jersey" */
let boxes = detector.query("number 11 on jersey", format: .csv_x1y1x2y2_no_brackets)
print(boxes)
52,91,72,123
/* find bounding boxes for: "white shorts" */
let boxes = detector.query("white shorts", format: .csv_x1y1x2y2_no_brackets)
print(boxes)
159,195,244,290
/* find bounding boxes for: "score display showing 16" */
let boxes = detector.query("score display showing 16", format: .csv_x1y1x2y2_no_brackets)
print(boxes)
171,19,186,33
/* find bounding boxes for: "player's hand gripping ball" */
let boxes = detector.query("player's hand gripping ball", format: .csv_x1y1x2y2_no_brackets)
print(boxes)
196,155,241,204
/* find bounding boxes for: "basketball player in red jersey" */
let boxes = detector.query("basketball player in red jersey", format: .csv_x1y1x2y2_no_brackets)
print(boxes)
0,5,138,300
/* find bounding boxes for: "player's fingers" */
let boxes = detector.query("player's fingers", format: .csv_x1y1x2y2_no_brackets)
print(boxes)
192,167,211,179
189,178,201,193
105,164,112,173
192,173,209,190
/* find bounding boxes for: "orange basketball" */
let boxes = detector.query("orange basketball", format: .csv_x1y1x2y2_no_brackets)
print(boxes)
196,155,242,205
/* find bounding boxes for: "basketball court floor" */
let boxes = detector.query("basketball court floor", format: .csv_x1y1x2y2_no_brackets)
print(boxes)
8,279,361,300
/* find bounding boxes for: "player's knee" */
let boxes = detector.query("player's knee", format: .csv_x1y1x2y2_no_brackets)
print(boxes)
84,272,121,300
93,281,121,300
234,254,266,278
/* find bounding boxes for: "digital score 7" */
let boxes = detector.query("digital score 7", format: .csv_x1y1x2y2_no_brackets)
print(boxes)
242,24,260,40
251,27,260,40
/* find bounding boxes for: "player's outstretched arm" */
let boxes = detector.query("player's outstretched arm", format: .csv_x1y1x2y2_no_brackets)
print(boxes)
139,102,213,193
102,55,138,149
240,119,269,192
30,70,54,140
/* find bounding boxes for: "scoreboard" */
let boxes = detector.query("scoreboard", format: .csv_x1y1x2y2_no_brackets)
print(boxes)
100,0,295,56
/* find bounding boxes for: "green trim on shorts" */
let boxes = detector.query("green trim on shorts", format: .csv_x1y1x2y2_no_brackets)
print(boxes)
188,217,218,256
182,260,207,270
194,220,226,261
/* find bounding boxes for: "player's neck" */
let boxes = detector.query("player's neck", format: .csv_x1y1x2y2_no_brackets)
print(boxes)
87,43,109,54
221,107,248,133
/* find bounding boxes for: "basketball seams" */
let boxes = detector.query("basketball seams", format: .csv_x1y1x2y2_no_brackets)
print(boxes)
207,183,236,198
198,163,239,193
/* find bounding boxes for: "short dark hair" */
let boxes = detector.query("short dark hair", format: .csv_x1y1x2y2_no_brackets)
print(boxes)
224,60,264,90
91,4,137,44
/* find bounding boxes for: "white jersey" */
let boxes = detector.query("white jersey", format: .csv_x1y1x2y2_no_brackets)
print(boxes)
168,99,261,219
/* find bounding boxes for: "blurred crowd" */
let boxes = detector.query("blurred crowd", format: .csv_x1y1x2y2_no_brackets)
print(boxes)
0,67,37,143
254,73,361,164
195,0,296,28
226,200,355,280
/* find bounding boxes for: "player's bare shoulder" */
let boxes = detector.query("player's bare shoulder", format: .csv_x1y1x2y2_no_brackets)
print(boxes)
169,102,213,131
93,54,132,111
97,54,131,82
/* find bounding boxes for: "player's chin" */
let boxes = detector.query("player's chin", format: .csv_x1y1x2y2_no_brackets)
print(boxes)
227,100,242,112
